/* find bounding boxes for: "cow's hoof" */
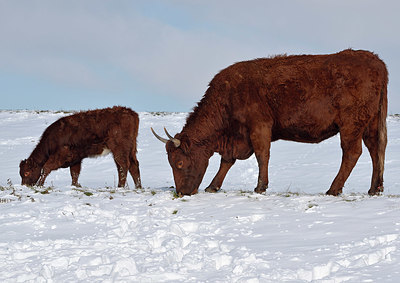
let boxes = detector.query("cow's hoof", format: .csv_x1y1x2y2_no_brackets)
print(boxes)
254,187,267,194
326,188,342,196
368,186,383,196
205,186,220,193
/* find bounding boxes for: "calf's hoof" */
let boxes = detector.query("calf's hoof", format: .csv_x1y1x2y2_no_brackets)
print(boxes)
205,186,220,193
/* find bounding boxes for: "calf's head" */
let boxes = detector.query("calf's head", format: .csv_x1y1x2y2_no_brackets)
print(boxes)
152,128,211,196
19,159,41,186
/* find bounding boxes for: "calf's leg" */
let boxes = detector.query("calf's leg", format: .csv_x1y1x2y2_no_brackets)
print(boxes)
129,154,142,189
113,158,129,188
38,155,61,186
37,170,50,186
107,140,129,188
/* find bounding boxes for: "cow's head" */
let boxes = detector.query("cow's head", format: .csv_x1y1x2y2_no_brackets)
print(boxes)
152,128,212,196
19,159,41,186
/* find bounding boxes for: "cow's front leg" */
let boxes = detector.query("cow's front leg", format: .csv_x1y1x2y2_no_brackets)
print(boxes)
70,162,82,187
205,158,235,193
250,124,272,194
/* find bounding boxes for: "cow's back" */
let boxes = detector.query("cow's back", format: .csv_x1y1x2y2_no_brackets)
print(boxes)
209,49,387,143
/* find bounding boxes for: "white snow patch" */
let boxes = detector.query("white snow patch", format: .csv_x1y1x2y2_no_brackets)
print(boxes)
0,111,400,282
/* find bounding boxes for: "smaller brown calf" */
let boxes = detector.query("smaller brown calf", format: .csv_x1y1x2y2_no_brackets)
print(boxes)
20,106,141,189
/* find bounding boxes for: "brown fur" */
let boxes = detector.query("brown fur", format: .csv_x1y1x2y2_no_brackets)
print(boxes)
20,106,141,188
159,49,388,196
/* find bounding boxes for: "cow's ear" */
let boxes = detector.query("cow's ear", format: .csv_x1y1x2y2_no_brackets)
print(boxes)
179,135,191,153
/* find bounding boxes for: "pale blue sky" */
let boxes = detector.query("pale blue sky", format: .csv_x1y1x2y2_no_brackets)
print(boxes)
1,0,399,113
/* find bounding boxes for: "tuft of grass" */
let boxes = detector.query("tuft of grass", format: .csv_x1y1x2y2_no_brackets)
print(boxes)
31,186,54,194
306,202,318,210
151,190,157,196
0,179,23,202
282,191,300,198
386,194,400,198
172,210,178,215
40,189,50,194
73,187,94,197
171,191,181,199
237,189,251,196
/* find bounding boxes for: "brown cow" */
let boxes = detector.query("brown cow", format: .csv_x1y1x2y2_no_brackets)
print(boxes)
20,106,142,188
152,49,388,196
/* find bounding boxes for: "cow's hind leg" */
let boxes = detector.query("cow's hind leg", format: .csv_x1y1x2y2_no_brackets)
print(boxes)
107,135,130,188
205,158,236,193
70,162,82,187
326,129,363,196
363,115,386,195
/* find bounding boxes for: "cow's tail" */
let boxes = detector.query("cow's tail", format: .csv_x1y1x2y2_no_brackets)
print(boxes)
375,73,388,192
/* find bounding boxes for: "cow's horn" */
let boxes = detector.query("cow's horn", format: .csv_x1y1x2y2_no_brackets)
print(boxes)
164,128,181,148
151,127,168,144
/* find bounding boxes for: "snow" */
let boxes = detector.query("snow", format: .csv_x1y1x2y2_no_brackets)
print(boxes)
1,110,400,282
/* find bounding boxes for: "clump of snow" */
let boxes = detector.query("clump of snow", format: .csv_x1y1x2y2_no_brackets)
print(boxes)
0,110,399,282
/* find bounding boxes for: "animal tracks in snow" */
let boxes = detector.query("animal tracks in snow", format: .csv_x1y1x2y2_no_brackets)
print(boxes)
295,234,398,281
1,188,400,282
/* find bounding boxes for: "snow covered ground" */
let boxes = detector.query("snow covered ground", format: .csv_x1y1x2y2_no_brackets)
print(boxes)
1,110,400,282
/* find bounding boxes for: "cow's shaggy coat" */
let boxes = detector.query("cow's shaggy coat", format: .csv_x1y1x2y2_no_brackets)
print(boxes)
153,49,388,196
20,106,141,188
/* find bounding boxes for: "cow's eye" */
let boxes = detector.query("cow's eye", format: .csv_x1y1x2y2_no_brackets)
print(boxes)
24,172,30,177
176,160,184,169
